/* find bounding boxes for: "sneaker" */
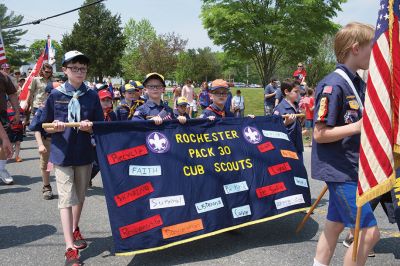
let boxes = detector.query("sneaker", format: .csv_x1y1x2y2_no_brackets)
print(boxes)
42,185,53,200
368,250,376,257
65,248,80,266
73,227,87,249
0,169,13,185
343,235,354,248
15,156,23,162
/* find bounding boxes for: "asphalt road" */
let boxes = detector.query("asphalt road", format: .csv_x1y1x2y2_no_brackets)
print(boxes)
0,133,399,266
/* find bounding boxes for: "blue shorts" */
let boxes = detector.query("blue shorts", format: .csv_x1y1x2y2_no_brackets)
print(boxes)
326,182,377,228
305,119,313,129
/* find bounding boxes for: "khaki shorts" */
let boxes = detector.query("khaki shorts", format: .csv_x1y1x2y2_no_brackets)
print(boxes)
40,137,51,170
55,164,92,209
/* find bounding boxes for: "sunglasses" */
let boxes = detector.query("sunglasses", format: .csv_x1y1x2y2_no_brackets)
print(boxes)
297,65,303,68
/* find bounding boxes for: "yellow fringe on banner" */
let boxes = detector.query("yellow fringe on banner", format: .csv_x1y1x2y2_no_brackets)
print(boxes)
115,207,309,256
394,144,400,154
356,173,396,207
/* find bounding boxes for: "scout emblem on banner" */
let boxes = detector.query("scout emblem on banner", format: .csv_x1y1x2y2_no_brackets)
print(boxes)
93,116,311,255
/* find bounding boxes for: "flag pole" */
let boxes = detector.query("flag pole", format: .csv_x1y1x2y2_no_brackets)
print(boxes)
352,207,362,262
295,185,328,234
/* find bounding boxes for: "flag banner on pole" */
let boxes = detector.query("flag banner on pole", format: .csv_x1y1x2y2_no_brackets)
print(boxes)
19,50,46,110
93,116,311,255
357,0,399,207
44,35,56,65
0,31,7,64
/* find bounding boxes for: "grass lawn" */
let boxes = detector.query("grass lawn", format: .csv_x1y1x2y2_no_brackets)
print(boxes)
164,87,265,116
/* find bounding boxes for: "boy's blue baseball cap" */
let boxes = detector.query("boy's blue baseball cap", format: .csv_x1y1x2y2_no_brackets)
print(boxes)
143,72,166,87
125,81,144,92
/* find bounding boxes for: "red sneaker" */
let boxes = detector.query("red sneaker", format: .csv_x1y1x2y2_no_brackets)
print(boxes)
73,227,87,249
65,248,80,266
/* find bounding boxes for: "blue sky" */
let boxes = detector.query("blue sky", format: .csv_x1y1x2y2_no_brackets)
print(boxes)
2,0,380,50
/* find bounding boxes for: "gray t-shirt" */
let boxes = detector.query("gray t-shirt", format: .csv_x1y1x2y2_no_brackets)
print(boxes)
264,84,276,107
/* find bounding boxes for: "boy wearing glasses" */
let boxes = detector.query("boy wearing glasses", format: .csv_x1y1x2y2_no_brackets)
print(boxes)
132,73,173,125
116,81,145,120
199,79,234,119
41,50,103,266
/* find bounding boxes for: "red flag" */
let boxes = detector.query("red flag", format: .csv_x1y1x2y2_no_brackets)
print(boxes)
19,51,45,110
356,0,399,206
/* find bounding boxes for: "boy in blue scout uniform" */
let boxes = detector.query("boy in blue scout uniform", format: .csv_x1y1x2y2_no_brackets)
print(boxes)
311,23,379,266
41,50,104,266
132,73,173,124
273,80,304,161
173,96,191,124
199,79,234,119
115,81,145,120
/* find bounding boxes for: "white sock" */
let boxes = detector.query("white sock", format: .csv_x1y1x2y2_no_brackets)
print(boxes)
313,258,328,266
0,160,6,171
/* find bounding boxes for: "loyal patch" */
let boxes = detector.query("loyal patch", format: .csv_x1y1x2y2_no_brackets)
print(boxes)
317,97,328,122
348,100,359,110
323,86,333,94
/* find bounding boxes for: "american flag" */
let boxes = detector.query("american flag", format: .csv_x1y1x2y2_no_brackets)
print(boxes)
0,31,7,64
357,0,399,206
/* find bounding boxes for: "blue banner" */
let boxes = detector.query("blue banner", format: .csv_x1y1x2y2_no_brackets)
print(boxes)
93,116,311,255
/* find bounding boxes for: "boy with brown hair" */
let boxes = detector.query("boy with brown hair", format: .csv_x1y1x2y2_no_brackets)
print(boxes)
312,22,379,266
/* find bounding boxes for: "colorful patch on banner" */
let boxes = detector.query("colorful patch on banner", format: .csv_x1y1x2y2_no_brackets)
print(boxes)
242,126,262,144
323,86,333,94
114,182,154,207
294,177,308,188
162,219,204,239
129,165,162,176
223,181,249,194
119,214,163,239
257,141,275,153
280,150,299,160
195,197,224,213
262,130,289,141
146,132,170,153
275,194,305,210
149,195,185,210
268,162,291,176
256,182,287,198
317,97,328,122
107,145,148,165
232,205,252,218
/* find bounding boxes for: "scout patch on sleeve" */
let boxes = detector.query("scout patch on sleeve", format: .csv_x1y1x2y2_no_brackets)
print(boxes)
317,97,328,122
348,100,359,110
273,110,280,115
323,86,333,94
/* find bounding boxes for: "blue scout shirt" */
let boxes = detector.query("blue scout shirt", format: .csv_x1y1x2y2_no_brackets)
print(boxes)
28,107,51,139
199,103,234,118
273,99,304,153
115,98,145,120
173,109,191,119
132,100,173,120
40,82,104,166
311,64,365,183
264,84,277,107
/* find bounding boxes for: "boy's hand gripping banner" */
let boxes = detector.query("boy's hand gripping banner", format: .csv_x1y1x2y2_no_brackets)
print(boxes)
93,116,311,255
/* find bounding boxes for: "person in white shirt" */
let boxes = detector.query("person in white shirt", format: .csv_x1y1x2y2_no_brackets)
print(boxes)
231,90,245,117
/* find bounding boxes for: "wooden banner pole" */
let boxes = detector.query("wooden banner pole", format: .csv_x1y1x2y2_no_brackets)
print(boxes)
352,207,362,262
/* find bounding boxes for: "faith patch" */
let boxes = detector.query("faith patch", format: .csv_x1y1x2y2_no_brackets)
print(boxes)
323,86,333,94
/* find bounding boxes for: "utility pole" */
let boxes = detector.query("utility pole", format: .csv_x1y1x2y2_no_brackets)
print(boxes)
246,65,249,86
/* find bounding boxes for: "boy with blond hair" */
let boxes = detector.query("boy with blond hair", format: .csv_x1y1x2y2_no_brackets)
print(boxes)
312,22,379,266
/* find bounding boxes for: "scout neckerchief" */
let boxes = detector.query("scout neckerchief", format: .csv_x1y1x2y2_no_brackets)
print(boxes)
56,83,87,123
334,69,364,113
206,105,225,117
103,107,113,121
121,98,144,119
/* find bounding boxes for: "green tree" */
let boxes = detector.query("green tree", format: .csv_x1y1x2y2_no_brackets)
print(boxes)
61,0,125,81
136,32,187,79
0,4,29,66
121,18,157,81
201,0,345,86
29,39,64,70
